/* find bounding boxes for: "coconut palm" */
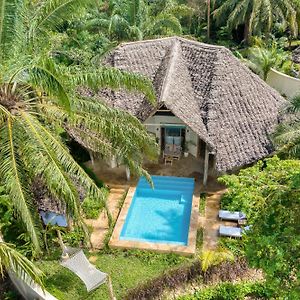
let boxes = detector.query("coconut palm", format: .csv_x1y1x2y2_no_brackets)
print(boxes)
0,0,157,253
273,95,300,158
87,0,193,42
213,0,300,42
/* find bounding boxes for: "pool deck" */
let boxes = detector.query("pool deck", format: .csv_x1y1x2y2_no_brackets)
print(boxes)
109,185,199,256
86,155,226,253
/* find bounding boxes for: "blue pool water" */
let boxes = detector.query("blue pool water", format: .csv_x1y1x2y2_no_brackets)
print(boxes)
120,176,195,245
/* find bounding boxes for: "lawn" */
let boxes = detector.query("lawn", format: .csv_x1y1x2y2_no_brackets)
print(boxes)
38,249,191,300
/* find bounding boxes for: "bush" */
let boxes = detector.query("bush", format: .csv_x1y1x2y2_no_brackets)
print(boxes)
82,197,104,219
124,259,250,300
178,281,270,300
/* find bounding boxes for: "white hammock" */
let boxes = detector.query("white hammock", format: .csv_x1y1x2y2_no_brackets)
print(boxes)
60,248,107,292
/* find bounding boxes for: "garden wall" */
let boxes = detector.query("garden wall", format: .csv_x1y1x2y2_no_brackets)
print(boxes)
267,68,300,99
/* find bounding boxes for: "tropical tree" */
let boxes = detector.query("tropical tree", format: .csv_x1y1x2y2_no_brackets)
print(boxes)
213,0,300,43
86,0,193,42
273,95,300,158
219,157,300,297
0,0,157,254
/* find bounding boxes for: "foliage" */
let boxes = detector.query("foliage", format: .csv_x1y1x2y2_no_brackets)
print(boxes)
214,0,300,42
273,95,300,158
61,227,86,248
238,38,290,80
84,0,194,43
200,247,234,272
82,196,104,219
178,281,270,300
199,192,206,215
0,0,158,254
219,156,300,297
0,238,44,288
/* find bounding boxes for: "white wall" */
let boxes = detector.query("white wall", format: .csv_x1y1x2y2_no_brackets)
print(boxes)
144,115,198,157
9,272,58,300
267,68,300,99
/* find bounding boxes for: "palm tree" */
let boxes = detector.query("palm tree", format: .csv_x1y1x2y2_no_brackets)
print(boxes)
200,247,234,272
87,0,193,42
0,0,158,254
273,95,300,158
213,0,300,43
0,235,43,287
238,39,289,81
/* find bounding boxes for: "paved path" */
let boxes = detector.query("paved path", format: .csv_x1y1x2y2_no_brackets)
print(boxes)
202,189,227,250
85,184,128,250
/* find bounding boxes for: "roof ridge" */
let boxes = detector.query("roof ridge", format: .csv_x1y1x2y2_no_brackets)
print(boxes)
159,38,179,102
117,36,227,51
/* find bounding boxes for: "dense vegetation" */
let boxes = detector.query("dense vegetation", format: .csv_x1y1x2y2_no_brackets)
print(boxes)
0,0,300,299
219,157,300,298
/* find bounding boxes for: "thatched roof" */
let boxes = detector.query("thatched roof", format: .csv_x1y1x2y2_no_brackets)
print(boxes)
292,46,300,64
102,36,286,172
33,179,86,215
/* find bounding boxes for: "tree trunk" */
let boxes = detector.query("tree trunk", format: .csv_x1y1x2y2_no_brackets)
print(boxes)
243,20,250,44
207,0,211,39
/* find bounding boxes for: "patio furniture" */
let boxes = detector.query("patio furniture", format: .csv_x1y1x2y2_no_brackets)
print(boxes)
163,144,182,160
164,155,173,165
219,225,251,238
61,248,107,292
218,210,246,222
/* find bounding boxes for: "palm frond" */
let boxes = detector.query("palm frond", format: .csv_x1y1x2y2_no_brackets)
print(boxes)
149,13,182,36
19,112,82,221
0,241,44,287
33,0,96,33
71,67,156,105
0,118,41,253
0,0,22,58
29,61,71,111
200,247,235,272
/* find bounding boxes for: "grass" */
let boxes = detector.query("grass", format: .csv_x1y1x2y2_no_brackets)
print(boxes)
199,193,207,215
38,249,191,300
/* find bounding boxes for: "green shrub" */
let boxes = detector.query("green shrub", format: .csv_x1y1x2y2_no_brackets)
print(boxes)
62,228,86,247
82,197,104,219
179,281,270,300
199,193,206,215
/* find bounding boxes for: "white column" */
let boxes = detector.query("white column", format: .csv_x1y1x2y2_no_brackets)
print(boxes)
88,150,95,166
203,145,209,186
110,155,117,168
125,166,131,181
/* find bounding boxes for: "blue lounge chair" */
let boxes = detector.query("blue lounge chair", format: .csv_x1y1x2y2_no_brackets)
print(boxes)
219,225,251,238
219,210,246,221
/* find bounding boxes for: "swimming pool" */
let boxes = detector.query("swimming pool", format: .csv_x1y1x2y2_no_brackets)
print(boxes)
119,176,195,245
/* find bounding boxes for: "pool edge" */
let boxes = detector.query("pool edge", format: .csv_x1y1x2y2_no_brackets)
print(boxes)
109,184,199,256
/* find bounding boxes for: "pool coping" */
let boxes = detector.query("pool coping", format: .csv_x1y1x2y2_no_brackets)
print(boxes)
109,182,199,256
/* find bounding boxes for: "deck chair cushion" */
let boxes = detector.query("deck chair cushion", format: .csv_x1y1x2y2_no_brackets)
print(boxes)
218,210,246,221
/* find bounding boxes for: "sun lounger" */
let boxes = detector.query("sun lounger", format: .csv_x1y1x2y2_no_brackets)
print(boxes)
218,210,246,221
219,225,251,238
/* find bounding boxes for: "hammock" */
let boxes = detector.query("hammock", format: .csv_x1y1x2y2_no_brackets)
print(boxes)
60,247,107,292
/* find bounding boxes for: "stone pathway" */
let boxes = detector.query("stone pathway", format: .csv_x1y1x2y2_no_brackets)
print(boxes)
85,184,128,250
202,189,227,250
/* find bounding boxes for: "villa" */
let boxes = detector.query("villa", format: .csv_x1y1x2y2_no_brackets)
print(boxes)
99,36,286,184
